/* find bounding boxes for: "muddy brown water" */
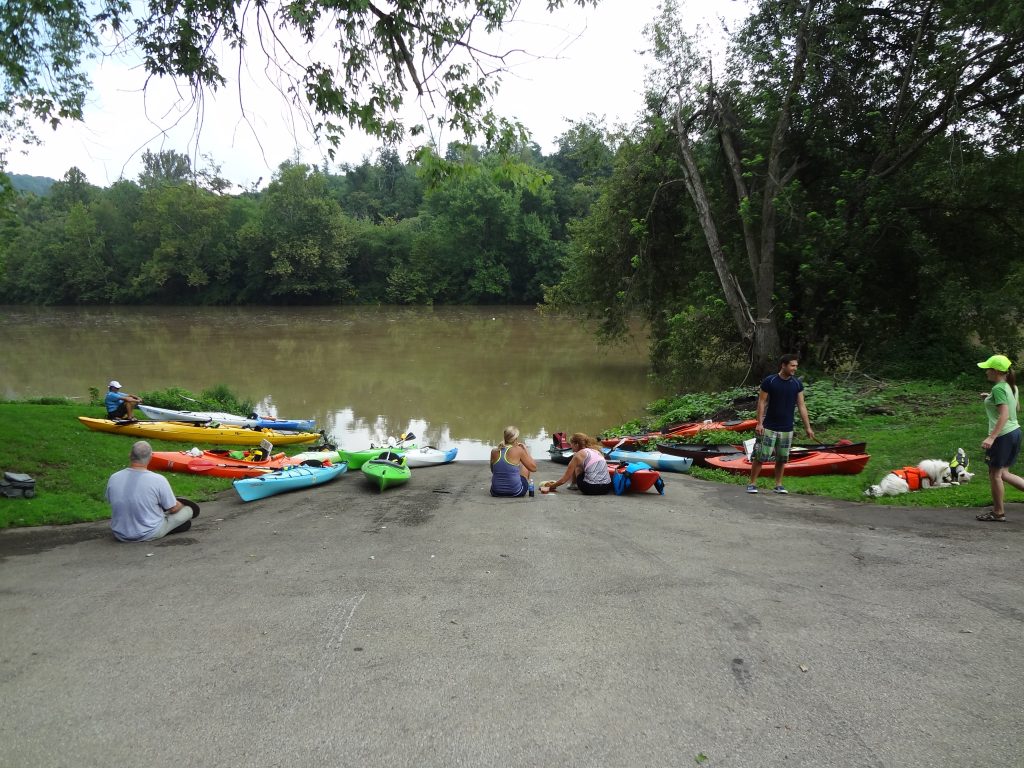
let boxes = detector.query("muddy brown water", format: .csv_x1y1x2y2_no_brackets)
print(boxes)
1,305,668,459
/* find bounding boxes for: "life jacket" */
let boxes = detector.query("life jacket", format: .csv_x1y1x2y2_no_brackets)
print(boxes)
610,462,666,495
552,431,571,450
892,466,927,491
228,448,276,462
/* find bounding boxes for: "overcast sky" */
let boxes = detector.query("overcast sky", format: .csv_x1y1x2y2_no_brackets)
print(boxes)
4,0,747,190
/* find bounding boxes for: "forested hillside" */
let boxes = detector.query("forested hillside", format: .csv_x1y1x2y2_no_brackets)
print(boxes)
0,141,599,307
8,174,54,196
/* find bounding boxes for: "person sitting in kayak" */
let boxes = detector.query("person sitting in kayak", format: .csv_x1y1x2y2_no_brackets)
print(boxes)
490,425,537,497
544,432,613,495
106,440,198,541
105,380,142,421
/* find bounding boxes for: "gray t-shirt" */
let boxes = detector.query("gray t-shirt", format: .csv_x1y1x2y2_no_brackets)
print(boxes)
106,468,177,541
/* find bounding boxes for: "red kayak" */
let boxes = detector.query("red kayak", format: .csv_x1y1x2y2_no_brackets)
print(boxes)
149,449,297,479
608,464,665,493
602,419,757,449
656,440,867,468
704,451,870,477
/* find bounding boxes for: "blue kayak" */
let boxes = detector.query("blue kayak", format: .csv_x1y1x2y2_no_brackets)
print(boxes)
248,417,316,432
233,461,347,502
605,448,693,474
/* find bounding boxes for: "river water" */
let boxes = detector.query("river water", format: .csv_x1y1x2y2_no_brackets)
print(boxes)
0,306,667,459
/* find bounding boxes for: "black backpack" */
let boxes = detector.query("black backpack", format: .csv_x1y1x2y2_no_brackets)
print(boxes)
1,472,36,499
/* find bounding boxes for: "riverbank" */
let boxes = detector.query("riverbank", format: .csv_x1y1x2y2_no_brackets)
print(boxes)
0,379,1004,528
1,461,1020,767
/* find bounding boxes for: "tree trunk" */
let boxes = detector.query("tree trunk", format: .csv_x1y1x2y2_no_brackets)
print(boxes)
674,115,755,342
751,316,781,378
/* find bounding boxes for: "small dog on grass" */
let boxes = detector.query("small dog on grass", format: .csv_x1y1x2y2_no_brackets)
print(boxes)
864,449,974,498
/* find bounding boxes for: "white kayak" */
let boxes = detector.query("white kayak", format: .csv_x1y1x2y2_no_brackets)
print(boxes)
138,405,211,423
139,405,315,432
402,445,458,468
288,449,342,464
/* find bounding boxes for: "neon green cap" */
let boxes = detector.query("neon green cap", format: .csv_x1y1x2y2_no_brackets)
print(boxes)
978,354,1012,372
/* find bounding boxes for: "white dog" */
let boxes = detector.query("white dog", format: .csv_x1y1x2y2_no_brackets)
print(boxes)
864,454,970,498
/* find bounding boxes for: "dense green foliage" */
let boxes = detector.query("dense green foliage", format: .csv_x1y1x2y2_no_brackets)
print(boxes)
0,141,603,305
548,0,1024,379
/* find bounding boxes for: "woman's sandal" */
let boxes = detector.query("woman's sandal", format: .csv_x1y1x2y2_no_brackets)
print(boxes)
976,512,1006,522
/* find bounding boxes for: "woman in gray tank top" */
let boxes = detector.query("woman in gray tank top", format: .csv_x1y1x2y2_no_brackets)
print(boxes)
490,425,537,497
543,432,612,495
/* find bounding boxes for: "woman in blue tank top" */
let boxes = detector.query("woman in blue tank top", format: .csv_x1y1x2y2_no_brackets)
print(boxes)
490,425,537,497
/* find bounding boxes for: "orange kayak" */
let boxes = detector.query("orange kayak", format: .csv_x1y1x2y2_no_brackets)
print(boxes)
704,451,870,476
148,449,297,479
602,419,757,449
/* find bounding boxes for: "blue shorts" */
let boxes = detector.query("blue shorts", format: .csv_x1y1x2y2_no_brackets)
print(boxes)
753,428,793,464
490,476,529,497
985,428,1022,469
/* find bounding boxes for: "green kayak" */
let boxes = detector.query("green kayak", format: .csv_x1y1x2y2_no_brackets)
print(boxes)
338,447,394,470
361,451,411,491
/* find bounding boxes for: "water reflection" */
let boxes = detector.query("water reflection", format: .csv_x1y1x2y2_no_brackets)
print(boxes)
0,306,667,459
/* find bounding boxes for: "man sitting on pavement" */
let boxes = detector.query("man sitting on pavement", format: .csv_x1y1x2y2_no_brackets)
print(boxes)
105,380,143,421
106,440,198,541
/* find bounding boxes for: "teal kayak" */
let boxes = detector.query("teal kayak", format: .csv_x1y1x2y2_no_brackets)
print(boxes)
233,461,348,502
361,451,410,491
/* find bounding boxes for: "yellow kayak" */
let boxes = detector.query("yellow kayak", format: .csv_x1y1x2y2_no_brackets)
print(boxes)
77,417,320,446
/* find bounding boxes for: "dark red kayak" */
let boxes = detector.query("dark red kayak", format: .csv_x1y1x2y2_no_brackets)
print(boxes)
601,419,757,449
656,440,867,468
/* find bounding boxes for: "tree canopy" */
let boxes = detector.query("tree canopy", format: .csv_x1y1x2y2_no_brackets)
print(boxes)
547,0,1024,379
613,0,1024,375
0,0,595,159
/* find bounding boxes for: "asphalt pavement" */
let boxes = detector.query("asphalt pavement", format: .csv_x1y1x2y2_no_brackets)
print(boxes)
1,462,1022,768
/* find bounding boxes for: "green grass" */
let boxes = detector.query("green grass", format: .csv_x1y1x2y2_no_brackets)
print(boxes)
0,402,236,528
